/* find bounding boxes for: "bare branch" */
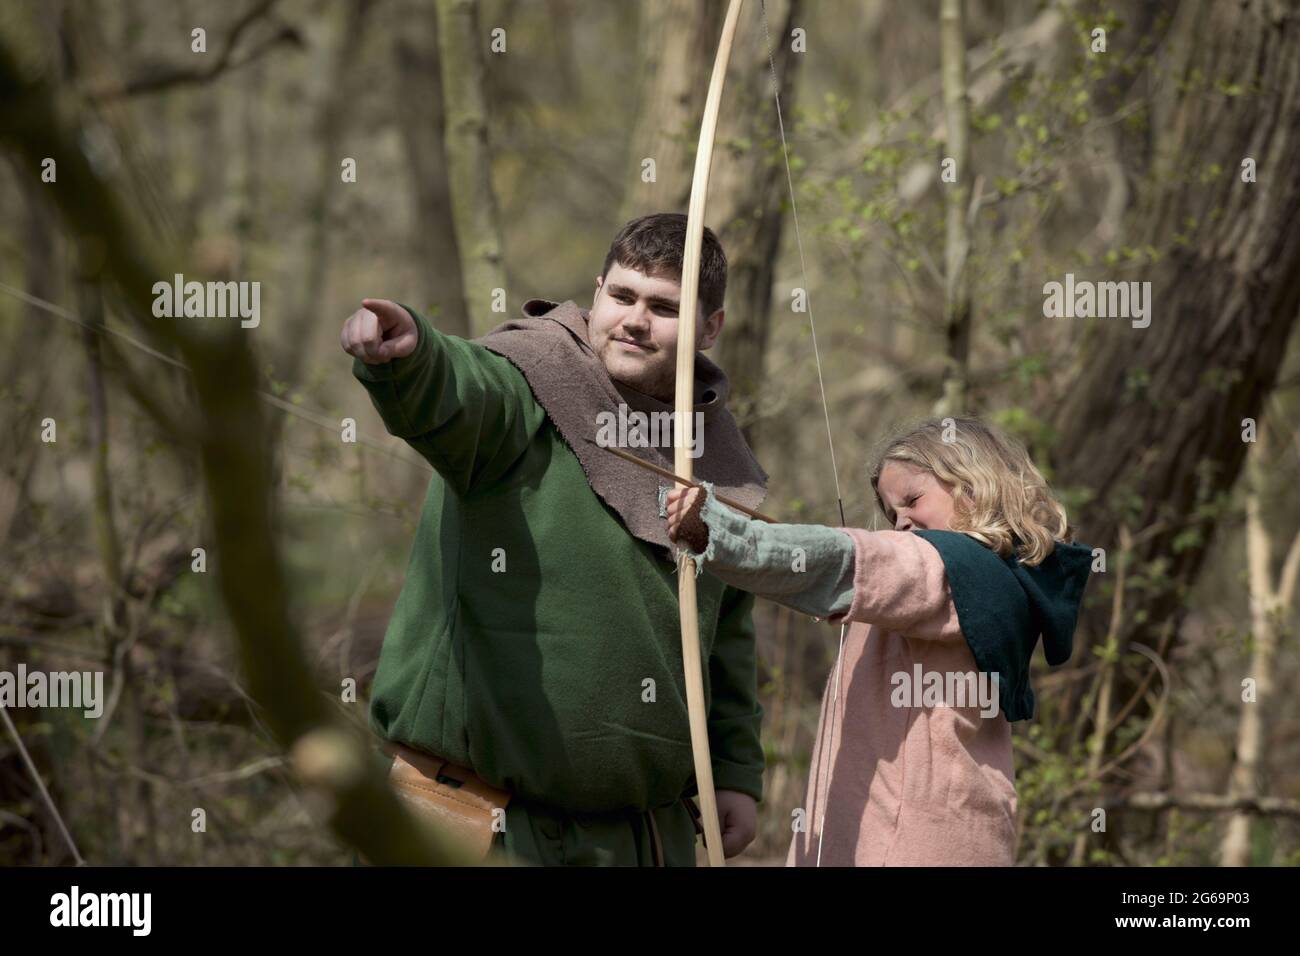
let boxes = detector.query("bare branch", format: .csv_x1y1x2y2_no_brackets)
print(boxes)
1277,522,1300,611
90,0,302,101
1108,792,1300,820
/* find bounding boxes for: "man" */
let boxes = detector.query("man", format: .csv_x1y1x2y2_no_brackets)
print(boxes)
341,213,768,866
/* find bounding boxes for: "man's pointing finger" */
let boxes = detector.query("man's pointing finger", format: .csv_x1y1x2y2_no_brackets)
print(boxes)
361,298,407,331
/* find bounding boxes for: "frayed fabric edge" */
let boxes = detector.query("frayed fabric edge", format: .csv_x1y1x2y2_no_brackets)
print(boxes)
662,480,718,578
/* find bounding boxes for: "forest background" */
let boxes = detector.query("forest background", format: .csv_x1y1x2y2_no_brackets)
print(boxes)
1,0,1298,866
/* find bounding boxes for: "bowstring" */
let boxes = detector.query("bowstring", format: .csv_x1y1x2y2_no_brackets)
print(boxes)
757,0,849,868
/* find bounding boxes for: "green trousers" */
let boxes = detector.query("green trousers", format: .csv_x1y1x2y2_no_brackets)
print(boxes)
496,795,700,866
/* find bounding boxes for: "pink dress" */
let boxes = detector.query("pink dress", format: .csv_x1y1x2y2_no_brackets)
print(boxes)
786,529,1017,866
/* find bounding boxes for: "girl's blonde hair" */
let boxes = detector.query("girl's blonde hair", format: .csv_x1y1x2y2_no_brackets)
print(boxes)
868,417,1072,566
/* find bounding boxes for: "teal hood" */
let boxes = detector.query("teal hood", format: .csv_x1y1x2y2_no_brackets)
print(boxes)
913,530,1093,722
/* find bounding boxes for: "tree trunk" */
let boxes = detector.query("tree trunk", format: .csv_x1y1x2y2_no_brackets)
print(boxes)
1220,432,1298,866
395,0,470,338
435,0,507,333
619,0,724,219
0,182,58,548
280,0,372,389
1051,0,1300,666
711,0,805,448
936,0,972,417
76,274,124,611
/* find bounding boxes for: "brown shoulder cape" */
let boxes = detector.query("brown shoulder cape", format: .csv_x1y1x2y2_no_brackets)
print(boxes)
474,298,768,555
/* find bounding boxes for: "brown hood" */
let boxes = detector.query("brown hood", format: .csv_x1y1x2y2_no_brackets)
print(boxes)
474,298,768,555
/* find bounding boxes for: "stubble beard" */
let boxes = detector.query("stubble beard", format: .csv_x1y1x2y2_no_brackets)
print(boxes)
600,344,674,401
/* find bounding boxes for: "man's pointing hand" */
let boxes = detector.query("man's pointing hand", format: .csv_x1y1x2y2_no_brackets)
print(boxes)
341,298,419,365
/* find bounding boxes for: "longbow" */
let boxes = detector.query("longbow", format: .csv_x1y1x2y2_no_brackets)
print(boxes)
674,0,746,869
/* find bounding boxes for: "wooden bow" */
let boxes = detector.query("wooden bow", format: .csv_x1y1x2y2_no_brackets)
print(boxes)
675,0,746,869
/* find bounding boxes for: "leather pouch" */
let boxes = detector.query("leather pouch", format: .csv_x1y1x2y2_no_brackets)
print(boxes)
385,743,511,862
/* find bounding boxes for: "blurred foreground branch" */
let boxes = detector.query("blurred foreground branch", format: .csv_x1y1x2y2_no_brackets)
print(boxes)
0,32,474,866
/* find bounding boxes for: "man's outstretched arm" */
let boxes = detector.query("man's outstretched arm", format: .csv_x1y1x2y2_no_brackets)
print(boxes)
342,298,544,495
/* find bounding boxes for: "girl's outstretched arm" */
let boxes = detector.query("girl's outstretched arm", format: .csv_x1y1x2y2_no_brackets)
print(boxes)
664,482,855,619
665,484,961,641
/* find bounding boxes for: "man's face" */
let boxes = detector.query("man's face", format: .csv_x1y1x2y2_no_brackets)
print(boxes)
588,263,724,401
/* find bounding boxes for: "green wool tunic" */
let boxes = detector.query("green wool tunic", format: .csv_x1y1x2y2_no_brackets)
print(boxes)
353,308,764,860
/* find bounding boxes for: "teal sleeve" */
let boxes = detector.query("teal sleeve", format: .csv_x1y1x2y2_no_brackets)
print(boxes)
682,484,856,619
705,585,765,803
351,305,546,495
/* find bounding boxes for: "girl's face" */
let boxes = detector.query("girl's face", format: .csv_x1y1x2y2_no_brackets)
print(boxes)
877,460,956,532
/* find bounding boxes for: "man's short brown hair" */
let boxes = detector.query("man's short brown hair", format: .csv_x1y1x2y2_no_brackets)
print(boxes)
600,213,728,317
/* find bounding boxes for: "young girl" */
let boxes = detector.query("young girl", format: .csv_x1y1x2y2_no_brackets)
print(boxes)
665,417,1092,866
